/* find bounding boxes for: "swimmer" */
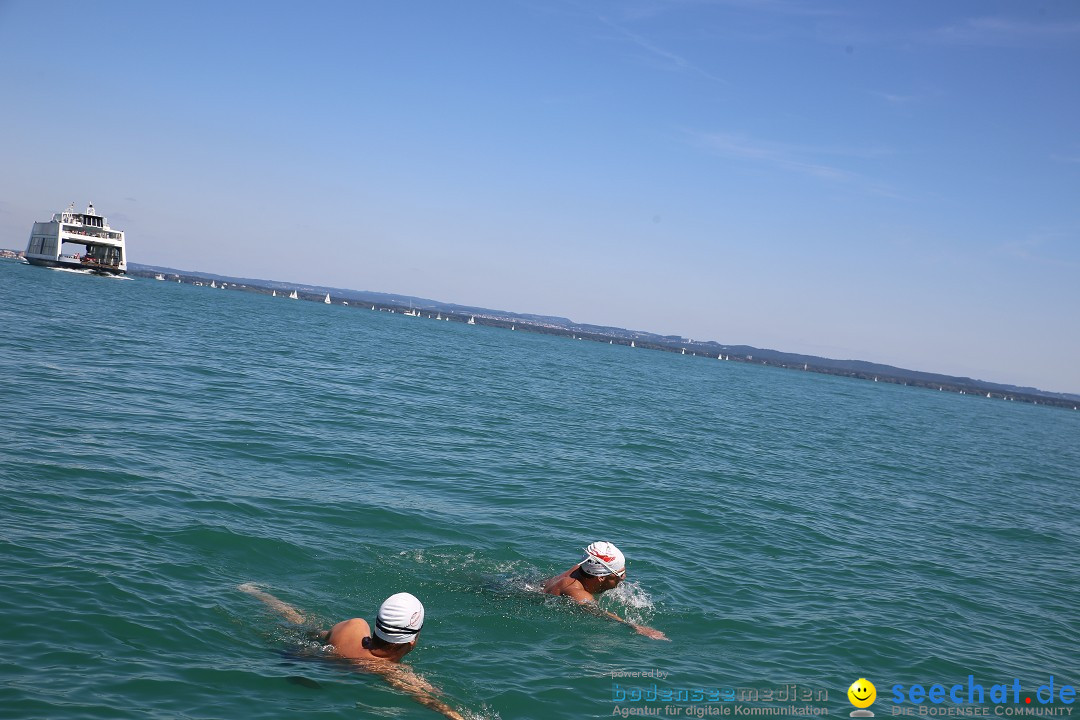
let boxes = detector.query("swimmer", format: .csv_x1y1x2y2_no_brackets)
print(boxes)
543,542,669,641
238,583,465,720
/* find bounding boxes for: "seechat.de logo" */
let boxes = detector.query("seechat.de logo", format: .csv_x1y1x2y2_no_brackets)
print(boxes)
891,676,1076,707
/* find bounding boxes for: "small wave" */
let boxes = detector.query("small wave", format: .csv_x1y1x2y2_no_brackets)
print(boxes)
398,548,531,578
285,675,323,689
290,636,335,655
517,579,544,593
580,663,629,679
485,574,550,600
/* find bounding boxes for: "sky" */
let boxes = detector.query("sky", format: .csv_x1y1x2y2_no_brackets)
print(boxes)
1,1,1078,393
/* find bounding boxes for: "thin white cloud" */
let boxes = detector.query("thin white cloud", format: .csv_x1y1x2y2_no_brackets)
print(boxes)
995,225,1080,269
924,16,1080,47
611,0,848,22
1050,151,1080,165
701,131,857,179
869,91,919,106
596,15,728,83
866,87,947,109
688,129,900,195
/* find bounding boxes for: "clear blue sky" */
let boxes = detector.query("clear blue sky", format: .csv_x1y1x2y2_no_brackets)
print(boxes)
2,1,1078,393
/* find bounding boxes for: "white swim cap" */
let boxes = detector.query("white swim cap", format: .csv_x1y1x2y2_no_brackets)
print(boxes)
374,592,425,644
580,541,625,577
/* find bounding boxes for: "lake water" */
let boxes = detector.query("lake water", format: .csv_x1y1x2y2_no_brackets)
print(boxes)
1,260,1076,719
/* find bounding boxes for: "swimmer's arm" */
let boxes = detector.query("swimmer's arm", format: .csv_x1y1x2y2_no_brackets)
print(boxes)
566,588,670,641
369,664,467,720
238,583,307,625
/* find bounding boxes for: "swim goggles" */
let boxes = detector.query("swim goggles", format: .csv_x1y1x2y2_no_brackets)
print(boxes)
375,617,423,636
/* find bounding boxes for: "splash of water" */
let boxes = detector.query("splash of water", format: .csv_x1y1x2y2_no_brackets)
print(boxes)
598,580,656,624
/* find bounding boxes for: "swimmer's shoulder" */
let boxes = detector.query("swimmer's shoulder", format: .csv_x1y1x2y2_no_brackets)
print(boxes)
543,566,584,596
326,618,373,656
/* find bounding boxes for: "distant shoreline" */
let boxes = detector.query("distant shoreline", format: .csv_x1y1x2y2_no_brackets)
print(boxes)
132,264,1080,410
6,252,1077,409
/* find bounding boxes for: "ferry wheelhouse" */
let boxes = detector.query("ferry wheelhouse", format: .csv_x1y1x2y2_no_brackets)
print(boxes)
26,202,127,275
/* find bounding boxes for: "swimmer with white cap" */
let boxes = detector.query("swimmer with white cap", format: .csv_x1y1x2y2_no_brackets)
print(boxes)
239,583,465,720
542,542,668,641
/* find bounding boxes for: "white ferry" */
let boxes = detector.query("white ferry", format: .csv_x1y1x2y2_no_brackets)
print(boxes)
25,202,127,275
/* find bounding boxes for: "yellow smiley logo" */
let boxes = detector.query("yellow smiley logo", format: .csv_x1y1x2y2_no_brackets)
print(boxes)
848,678,876,709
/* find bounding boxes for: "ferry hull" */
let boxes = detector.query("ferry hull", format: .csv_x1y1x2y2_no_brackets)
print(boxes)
25,257,126,276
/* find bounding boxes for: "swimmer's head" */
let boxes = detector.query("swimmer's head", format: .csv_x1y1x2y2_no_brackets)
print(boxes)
580,541,626,580
374,592,425,645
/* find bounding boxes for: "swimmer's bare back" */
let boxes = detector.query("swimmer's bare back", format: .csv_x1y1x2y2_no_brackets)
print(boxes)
238,584,466,720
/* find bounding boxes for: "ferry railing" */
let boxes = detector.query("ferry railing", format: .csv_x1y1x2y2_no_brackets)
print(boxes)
63,228,119,241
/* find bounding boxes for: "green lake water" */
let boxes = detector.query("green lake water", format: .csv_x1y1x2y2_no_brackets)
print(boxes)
1,261,1076,719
